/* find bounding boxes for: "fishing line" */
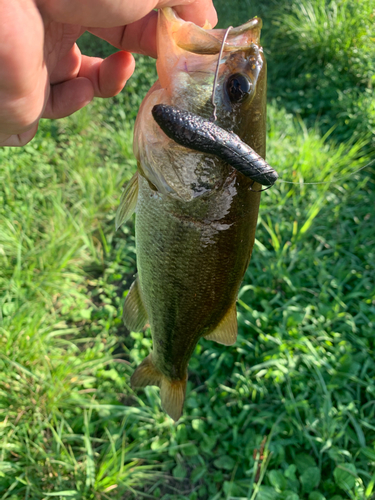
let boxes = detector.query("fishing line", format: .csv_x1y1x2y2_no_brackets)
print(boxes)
210,26,233,123
276,158,375,187
249,181,272,192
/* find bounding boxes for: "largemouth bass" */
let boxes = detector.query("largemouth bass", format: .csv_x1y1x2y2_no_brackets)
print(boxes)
117,8,268,421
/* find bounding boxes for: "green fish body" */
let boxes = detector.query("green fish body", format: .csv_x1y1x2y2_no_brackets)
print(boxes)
117,8,267,421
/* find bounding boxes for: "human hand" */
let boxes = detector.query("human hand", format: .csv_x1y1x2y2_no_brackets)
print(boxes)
0,0,217,146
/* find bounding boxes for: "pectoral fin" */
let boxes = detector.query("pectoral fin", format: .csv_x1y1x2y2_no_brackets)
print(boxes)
131,354,187,422
204,303,238,345
122,276,148,332
115,172,139,230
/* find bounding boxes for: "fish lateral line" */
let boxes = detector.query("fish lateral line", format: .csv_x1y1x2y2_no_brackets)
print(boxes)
152,104,278,187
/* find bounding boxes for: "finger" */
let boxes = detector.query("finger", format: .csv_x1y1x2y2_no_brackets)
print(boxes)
88,0,218,59
49,43,82,85
42,77,94,119
89,12,158,58
37,0,217,28
174,1,217,27
43,51,134,119
78,51,135,98
0,124,39,147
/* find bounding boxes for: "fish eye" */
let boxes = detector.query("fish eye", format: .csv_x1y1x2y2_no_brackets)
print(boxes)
226,73,252,103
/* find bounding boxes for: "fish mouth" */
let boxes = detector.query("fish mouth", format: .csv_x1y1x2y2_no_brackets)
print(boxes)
152,104,278,187
160,8,263,56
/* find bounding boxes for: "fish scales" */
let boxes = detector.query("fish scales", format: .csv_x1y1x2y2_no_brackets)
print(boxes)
136,172,260,380
118,8,268,420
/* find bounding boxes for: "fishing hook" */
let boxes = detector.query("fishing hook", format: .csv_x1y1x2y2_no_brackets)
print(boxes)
208,27,275,192
210,25,233,123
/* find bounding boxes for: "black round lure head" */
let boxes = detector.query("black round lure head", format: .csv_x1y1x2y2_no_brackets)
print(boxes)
226,73,253,104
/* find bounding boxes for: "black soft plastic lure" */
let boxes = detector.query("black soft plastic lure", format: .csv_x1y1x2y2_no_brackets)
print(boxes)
152,104,278,187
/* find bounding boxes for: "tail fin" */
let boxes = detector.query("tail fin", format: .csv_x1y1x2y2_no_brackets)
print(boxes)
130,354,187,422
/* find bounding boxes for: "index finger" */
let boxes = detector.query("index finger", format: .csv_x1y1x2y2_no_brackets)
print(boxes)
37,0,217,28
89,12,159,58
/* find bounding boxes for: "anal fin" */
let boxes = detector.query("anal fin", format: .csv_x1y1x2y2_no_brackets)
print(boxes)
123,275,148,332
131,354,187,422
115,172,139,230
204,303,238,346
131,354,161,388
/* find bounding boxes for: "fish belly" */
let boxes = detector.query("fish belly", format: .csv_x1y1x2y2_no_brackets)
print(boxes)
135,171,260,382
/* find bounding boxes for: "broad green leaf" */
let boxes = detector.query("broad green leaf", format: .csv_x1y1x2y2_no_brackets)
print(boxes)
300,467,321,493
223,480,243,497
295,454,317,474
257,486,280,500
213,471,223,483
172,464,187,479
280,491,299,500
285,465,297,480
151,437,168,451
200,435,216,453
191,466,206,483
176,424,187,443
213,455,235,470
192,418,205,433
269,470,287,492
186,396,200,408
181,444,199,457
333,464,357,490
308,492,326,500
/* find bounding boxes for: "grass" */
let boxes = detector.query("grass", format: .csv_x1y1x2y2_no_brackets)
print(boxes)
263,0,375,147
1,0,375,498
0,101,159,499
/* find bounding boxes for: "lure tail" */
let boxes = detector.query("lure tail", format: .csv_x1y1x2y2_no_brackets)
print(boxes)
131,354,187,422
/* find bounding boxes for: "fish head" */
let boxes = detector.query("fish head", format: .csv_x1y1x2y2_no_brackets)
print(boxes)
134,8,267,200
156,8,266,154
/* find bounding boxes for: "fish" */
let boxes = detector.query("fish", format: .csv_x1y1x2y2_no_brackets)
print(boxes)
116,8,269,421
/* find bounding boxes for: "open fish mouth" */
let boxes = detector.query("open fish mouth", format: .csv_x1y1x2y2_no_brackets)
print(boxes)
152,103,278,187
